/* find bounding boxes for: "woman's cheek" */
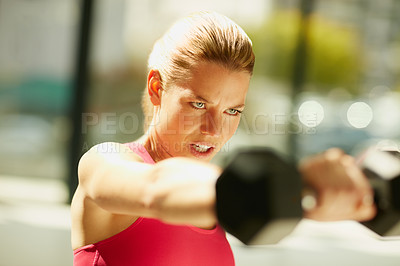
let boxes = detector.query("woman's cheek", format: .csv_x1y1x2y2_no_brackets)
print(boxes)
172,106,199,135
225,116,240,137
158,106,182,135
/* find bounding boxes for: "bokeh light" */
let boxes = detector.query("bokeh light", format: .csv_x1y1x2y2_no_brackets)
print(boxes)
298,100,325,128
346,102,373,129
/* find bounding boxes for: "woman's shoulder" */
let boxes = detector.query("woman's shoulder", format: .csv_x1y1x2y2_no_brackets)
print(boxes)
88,141,144,160
78,142,145,173
88,141,134,154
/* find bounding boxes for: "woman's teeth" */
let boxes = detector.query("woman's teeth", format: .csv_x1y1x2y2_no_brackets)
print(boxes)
193,144,211,153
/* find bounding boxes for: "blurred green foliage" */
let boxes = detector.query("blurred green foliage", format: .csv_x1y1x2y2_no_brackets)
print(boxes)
249,10,363,94
393,37,400,92
249,10,299,83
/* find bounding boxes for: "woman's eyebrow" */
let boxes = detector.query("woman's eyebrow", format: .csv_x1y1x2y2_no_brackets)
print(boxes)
195,95,212,104
231,104,245,109
186,92,245,109
185,92,213,104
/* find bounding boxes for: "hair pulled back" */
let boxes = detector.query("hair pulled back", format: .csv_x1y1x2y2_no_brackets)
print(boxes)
142,11,255,131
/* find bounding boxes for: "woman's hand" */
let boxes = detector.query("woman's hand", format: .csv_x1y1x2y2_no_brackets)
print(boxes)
299,148,376,222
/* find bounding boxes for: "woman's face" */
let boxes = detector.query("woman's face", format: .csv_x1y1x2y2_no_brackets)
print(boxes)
153,61,251,162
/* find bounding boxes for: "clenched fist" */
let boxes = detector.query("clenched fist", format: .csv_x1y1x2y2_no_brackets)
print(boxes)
299,148,376,222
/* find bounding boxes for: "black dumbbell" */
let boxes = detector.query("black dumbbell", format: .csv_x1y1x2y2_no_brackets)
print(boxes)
359,148,400,236
215,147,400,245
216,148,303,245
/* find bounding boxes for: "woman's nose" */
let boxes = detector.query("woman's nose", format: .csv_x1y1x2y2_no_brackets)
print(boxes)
200,112,222,137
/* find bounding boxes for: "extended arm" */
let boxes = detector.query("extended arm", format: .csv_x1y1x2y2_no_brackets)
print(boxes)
78,142,221,228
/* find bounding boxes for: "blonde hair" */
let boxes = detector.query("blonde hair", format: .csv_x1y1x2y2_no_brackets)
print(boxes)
142,11,255,131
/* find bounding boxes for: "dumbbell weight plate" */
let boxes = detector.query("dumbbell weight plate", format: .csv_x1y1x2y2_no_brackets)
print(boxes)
216,148,303,245
360,149,400,237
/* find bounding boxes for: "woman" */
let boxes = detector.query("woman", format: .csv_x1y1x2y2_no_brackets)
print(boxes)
71,11,375,266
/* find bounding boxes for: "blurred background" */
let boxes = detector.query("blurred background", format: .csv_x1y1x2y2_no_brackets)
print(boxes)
0,0,399,265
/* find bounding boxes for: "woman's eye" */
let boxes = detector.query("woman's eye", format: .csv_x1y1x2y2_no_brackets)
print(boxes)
191,102,206,109
226,109,241,115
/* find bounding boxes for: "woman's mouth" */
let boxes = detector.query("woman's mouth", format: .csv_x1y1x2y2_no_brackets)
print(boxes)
189,143,215,158
193,144,211,152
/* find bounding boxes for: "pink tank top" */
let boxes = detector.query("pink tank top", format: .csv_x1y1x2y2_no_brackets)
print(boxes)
73,142,235,266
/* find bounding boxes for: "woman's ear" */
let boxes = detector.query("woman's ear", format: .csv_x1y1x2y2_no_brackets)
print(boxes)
147,69,162,106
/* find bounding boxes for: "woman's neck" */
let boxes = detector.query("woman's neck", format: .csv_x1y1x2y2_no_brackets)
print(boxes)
138,128,173,163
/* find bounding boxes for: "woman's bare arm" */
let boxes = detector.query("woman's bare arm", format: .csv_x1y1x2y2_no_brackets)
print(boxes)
78,142,221,228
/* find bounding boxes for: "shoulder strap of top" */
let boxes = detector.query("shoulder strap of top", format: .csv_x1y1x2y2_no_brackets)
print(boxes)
125,142,155,164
